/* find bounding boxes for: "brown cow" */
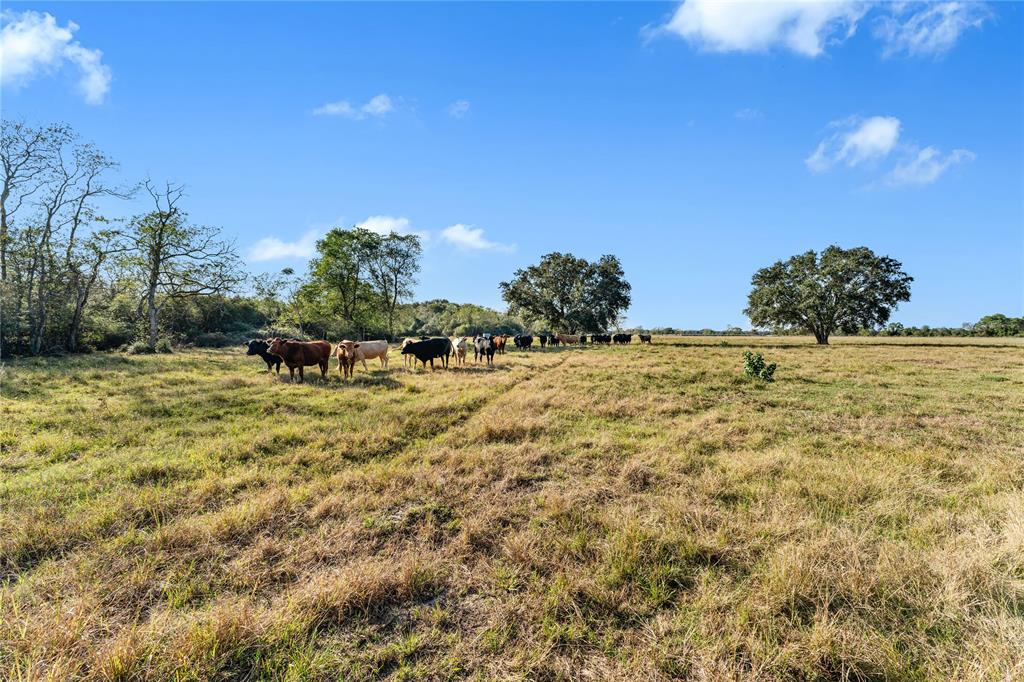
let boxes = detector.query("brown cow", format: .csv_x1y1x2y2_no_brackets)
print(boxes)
556,333,580,345
266,338,331,382
493,335,507,355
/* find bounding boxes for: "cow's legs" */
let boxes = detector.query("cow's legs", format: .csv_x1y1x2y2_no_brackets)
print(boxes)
298,366,305,383
320,361,328,378
288,366,295,381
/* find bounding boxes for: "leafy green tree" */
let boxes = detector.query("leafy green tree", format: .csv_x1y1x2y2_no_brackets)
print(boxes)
745,245,912,345
305,228,379,330
499,252,631,333
303,227,422,339
366,232,421,339
974,314,1023,337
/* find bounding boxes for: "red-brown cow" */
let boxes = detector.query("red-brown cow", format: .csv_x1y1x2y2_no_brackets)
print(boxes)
266,338,331,382
493,335,507,355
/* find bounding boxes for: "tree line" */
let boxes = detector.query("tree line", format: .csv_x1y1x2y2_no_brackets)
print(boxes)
2,119,1017,356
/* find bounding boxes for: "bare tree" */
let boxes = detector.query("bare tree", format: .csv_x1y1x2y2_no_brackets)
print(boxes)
126,181,243,347
0,121,71,281
0,119,127,354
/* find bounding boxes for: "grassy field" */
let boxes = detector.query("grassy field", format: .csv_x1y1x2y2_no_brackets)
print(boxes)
2,336,1022,680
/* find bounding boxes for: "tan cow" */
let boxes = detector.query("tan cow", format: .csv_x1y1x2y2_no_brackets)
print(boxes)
334,343,353,379
450,336,468,366
400,337,417,367
556,333,580,345
336,339,389,378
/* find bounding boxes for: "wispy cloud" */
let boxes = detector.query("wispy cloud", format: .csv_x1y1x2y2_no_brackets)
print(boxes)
354,215,429,241
0,10,111,104
806,114,974,188
447,99,471,119
874,2,990,58
247,229,320,262
313,93,395,119
806,116,902,172
885,146,975,186
440,224,514,253
734,107,762,121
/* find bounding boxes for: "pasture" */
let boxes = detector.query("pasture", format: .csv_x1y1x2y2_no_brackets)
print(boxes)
1,337,1022,680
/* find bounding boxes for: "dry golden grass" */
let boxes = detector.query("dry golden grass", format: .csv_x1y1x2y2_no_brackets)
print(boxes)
1,337,1022,680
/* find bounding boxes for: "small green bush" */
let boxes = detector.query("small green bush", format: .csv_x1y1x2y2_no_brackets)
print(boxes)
193,332,230,348
743,351,776,382
127,341,154,355
154,338,173,353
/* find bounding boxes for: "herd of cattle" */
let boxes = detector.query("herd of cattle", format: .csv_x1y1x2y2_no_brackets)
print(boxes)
247,332,652,381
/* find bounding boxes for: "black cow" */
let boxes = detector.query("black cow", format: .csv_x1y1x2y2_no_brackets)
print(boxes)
402,337,452,370
473,336,496,366
514,334,534,350
539,334,548,348
639,334,652,344
578,334,588,344
613,333,633,344
246,339,282,373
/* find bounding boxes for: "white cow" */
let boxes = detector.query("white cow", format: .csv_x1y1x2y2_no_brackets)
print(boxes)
336,339,389,378
450,336,468,366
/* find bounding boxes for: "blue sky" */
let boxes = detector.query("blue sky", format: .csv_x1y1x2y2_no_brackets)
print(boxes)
2,1,1021,328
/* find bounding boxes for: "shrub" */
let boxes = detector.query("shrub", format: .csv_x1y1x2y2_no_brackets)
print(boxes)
193,332,231,348
154,338,173,353
127,341,154,355
743,350,777,382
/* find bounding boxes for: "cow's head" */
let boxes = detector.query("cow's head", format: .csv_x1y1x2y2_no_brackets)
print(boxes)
246,339,269,355
265,337,287,356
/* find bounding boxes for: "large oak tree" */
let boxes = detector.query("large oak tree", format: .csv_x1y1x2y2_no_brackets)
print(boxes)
499,252,631,333
745,245,912,344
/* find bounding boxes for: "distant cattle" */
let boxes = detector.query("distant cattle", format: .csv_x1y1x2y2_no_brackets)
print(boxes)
474,336,495,366
402,337,451,370
556,334,579,345
549,335,560,347
613,333,633,344
639,334,652,344
539,334,548,348
246,339,281,373
590,333,611,344
514,334,533,350
266,338,331,382
493,335,507,355
450,336,468,366
579,334,588,344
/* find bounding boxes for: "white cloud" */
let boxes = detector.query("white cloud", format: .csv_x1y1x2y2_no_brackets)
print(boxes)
875,2,989,57
885,146,975,186
658,0,866,57
440,224,514,253
734,107,761,121
361,94,393,116
247,230,320,262
356,215,412,235
806,116,901,172
448,99,471,118
0,10,111,104
313,93,394,119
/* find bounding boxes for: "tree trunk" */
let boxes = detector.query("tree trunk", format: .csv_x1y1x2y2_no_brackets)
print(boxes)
148,295,159,348
814,329,829,345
